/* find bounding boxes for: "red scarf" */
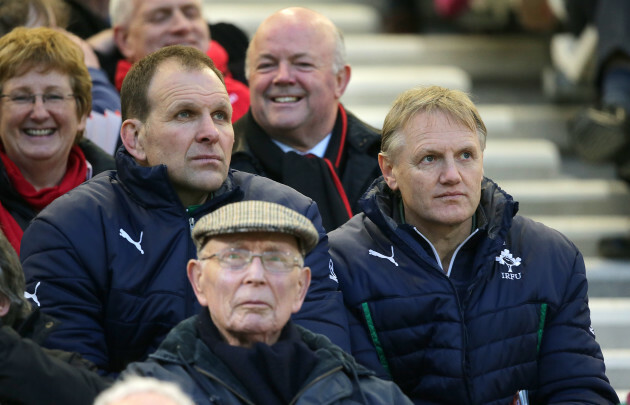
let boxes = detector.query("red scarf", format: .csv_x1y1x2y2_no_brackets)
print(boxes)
0,146,87,255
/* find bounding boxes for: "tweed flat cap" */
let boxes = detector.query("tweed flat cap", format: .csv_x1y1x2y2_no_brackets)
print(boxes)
192,200,319,254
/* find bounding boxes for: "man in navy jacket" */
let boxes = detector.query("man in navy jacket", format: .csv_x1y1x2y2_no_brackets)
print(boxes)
20,45,349,374
328,85,619,404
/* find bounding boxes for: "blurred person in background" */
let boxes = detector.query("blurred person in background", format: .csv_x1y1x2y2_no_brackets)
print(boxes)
231,7,381,232
106,0,249,122
0,27,115,255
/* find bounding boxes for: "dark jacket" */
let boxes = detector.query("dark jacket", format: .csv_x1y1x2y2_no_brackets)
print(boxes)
328,177,619,405
0,310,110,405
21,148,350,374
231,105,381,232
124,316,413,405
0,138,115,231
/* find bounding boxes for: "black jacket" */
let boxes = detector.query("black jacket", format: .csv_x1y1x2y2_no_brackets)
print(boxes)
231,105,381,232
0,310,110,405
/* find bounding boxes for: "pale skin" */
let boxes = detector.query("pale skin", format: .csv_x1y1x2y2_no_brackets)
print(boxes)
187,232,311,347
121,60,234,207
246,7,351,152
379,111,484,271
0,70,87,191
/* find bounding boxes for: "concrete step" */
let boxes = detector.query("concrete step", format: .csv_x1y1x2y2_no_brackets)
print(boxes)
602,349,630,398
203,3,381,36
499,179,630,217
530,215,630,257
484,139,561,180
346,104,577,150
585,258,630,298
591,299,630,349
344,34,550,80
342,65,472,106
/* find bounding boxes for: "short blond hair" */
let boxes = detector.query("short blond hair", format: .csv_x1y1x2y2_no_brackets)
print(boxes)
381,86,487,160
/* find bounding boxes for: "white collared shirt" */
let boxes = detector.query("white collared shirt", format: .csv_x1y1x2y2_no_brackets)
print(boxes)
272,133,332,158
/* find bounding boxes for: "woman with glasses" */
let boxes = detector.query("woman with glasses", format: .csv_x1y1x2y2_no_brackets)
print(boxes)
0,26,115,255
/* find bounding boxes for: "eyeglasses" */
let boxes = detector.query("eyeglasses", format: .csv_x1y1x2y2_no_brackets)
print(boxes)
0,93,76,110
199,248,303,273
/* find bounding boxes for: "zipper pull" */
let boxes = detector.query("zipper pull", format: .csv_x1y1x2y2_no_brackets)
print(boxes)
189,216,195,233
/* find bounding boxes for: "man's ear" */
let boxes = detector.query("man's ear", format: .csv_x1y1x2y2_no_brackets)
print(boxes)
187,259,208,307
378,152,398,191
113,25,135,61
0,294,11,317
334,65,351,99
292,267,311,314
121,118,147,164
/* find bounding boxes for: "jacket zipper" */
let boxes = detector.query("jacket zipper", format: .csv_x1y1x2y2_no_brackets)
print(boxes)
288,365,344,405
195,366,257,405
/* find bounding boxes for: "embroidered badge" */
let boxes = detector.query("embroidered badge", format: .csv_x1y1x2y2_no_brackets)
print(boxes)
496,248,522,280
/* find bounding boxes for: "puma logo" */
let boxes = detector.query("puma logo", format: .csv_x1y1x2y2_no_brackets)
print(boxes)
368,246,399,267
24,281,41,307
119,229,144,254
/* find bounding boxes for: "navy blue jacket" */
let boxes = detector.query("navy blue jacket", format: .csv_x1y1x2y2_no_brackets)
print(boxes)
21,149,350,373
328,177,619,405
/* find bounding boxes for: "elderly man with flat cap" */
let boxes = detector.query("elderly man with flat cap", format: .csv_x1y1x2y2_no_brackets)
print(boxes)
123,200,412,405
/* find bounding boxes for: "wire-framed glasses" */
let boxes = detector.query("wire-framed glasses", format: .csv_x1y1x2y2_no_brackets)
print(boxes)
199,248,302,273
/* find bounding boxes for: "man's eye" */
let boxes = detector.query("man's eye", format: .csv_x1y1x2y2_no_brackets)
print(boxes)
183,6,201,19
212,111,229,121
421,156,435,163
176,111,191,119
148,10,169,23
462,152,471,159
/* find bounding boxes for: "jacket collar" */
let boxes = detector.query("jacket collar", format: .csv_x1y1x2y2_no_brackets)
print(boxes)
114,147,242,212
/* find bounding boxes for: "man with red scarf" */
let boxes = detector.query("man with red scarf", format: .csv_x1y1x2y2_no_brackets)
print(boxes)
231,8,381,232
108,0,249,122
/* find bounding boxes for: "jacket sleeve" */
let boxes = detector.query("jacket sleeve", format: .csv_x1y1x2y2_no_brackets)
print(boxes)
291,201,351,352
21,213,111,373
0,326,110,404
88,67,121,115
534,250,619,404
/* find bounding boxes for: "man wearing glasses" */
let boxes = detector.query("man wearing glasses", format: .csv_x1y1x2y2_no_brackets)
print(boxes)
123,200,412,405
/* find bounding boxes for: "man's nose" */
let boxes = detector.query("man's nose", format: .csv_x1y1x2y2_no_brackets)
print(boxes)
196,114,221,142
273,61,295,84
243,256,266,283
440,157,462,184
170,9,193,33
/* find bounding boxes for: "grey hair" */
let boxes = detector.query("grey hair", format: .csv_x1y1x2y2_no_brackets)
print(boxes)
94,376,194,405
108,0,136,27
